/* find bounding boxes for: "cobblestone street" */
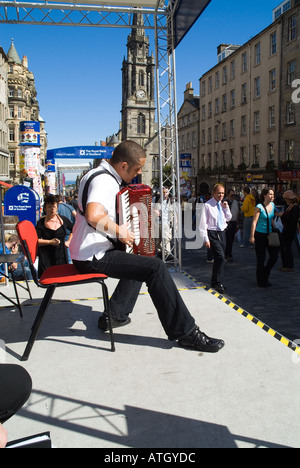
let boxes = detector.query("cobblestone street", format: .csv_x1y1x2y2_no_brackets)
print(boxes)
182,237,300,345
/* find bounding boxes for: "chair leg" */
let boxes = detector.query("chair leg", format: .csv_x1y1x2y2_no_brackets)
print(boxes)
22,285,56,361
21,261,32,300
101,281,115,352
11,273,23,318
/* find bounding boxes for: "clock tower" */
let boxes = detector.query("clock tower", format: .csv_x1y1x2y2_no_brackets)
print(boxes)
121,13,156,146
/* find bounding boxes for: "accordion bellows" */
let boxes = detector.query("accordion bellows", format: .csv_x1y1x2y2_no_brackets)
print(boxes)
117,184,156,256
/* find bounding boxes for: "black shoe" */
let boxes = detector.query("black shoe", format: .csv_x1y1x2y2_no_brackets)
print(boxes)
211,283,226,294
178,327,225,353
98,313,131,331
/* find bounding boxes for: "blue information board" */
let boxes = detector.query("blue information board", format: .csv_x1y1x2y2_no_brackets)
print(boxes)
4,186,40,226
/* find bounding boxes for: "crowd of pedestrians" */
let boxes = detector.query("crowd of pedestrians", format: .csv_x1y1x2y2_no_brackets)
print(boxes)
186,184,300,292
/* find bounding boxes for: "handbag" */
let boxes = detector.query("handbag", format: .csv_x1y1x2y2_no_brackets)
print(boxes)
263,204,280,247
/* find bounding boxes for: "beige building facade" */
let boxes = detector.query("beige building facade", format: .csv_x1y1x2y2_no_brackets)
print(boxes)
177,82,199,190
0,47,9,181
178,0,300,194
6,40,47,183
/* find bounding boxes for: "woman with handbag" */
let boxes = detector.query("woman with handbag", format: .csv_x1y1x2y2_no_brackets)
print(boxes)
277,190,299,272
250,188,279,288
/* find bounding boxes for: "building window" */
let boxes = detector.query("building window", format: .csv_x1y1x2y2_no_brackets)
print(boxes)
268,143,275,162
9,127,15,141
201,130,205,145
242,52,247,73
269,106,275,127
230,89,235,108
270,32,277,55
222,66,227,84
253,145,260,166
215,98,220,114
287,60,296,85
215,125,219,142
182,135,185,151
9,106,14,118
222,123,227,140
269,69,276,91
230,60,235,80
208,128,212,143
202,80,206,96
285,139,294,161
192,131,197,148
230,119,235,138
222,150,226,167
137,113,145,134
8,87,14,97
254,77,260,98
202,105,206,120
208,76,212,93
187,133,191,149
286,102,295,124
138,70,144,87
254,111,260,132
241,83,247,104
241,115,247,135
152,156,159,181
208,101,212,118
222,94,227,112
288,15,296,42
255,43,261,65
9,151,15,164
240,146,246,164
215,71,219,89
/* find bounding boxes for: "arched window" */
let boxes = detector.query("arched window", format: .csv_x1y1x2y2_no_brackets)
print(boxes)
137,113,145,134
138,70,144,87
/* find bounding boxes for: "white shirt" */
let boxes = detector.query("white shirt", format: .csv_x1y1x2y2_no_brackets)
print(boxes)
199,197,232,243
69,160,122,261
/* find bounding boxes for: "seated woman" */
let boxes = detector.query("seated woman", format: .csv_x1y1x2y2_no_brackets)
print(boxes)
0,234,32,281
36,195,73,277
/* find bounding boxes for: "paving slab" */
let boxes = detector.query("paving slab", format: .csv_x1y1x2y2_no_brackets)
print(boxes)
0,273,299,448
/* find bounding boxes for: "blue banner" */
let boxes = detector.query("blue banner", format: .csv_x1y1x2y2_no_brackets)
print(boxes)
47,146,114,160
19,121,40,146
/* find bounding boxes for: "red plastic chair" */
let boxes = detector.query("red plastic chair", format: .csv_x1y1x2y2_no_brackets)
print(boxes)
16,220,115,361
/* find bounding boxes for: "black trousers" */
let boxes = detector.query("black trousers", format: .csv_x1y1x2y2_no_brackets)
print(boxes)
73,250,196,341
280,234,294,268
0,364,32,424
254,231,279,285
225,221,237,258
208,230,226,285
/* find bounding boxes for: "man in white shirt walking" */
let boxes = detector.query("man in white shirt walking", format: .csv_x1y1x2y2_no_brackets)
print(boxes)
199,183,232,293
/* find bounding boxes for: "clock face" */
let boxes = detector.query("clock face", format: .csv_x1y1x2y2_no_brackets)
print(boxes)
137,90,146,99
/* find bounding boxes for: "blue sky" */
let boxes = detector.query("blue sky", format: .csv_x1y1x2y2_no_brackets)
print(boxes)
1,0,280,152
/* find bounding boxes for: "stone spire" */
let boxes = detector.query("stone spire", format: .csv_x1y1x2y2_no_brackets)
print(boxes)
7,38,21,64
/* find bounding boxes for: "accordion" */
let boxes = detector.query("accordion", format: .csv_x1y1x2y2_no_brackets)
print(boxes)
117,184,156,256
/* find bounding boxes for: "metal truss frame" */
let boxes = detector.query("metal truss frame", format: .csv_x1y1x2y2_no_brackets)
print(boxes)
0,0,181,269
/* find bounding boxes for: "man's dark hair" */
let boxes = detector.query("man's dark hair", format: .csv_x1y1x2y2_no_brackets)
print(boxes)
110,140,146,168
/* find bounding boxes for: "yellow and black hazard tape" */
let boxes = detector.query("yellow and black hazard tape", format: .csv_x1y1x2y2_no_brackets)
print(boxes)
181,270,300,355
1,273,299,355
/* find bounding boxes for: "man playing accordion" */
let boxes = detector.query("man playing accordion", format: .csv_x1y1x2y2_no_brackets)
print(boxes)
70,140,224,353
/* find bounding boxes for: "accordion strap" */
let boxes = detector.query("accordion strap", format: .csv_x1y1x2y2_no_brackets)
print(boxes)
78,168,120,218
78,167,121,247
